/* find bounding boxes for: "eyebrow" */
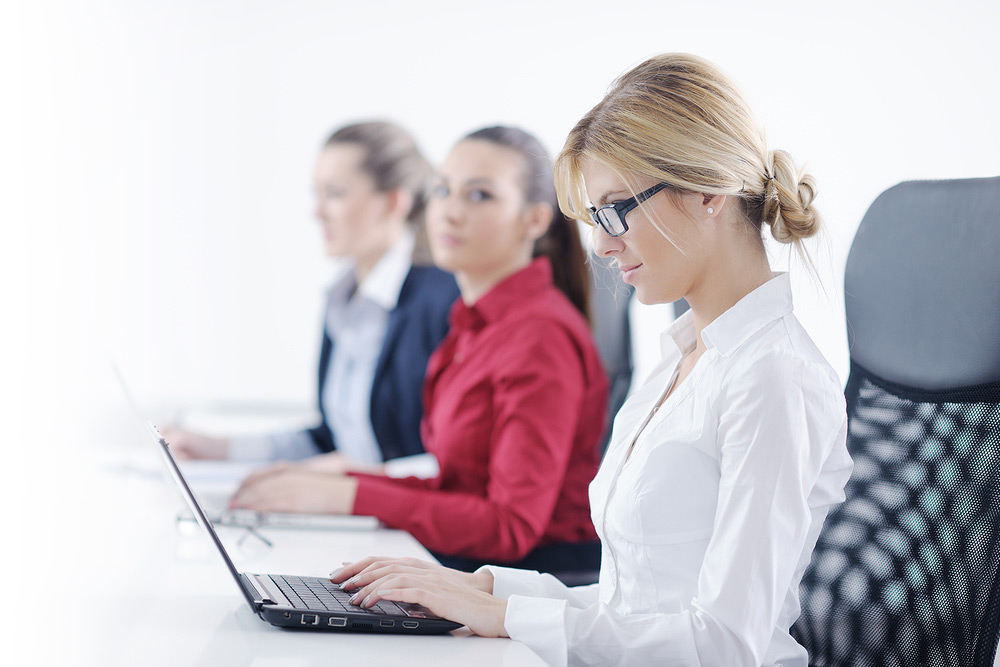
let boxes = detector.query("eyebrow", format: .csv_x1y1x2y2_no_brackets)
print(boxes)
595,189,631,206
432,175,495,188
463,177,495,187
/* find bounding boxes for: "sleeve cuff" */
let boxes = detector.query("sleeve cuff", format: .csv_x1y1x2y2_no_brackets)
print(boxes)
228,431,318,463
384,453,439,479
505,594,568,667
481,565,545,600
350,474,431,518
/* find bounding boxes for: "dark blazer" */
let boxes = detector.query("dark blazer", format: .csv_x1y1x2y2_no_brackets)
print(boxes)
306,264,459,461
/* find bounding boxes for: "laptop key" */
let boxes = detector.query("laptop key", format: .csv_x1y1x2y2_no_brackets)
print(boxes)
375,600,404,615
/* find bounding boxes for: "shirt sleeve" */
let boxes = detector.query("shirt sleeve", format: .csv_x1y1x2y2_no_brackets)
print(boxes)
483,565,600,608
227,430,320,462
352,321,589,562
501,350,848,666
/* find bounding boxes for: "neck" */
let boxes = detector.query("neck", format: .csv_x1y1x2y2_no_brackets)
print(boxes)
353,225,406,284
456,255,533,305
685,237,773,352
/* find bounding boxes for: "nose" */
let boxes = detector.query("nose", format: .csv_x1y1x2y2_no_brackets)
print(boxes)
433,193,462,227
313,198,325,222
591,225,624,258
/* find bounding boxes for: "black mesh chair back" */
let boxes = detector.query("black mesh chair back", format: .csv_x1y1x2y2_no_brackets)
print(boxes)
791,176,1000,666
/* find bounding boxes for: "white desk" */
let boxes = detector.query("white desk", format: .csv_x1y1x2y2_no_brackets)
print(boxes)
14,444,545,666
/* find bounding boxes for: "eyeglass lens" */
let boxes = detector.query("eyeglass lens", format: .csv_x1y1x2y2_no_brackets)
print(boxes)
595,207,626,236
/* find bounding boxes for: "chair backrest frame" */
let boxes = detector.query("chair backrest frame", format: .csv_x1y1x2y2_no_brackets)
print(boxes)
793,176,1000,667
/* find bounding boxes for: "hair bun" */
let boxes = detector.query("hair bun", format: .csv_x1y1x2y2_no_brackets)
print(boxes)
763,149,821,244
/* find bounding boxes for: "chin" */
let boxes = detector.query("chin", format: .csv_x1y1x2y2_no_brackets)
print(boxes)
632,285,658,305
324,243,349,259
428,248,459,272
634,285,680,307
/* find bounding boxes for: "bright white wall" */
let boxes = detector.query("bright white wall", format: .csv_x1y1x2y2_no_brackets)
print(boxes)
4,0,1000,493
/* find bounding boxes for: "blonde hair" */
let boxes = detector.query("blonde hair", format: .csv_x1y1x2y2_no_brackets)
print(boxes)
554,53,820,248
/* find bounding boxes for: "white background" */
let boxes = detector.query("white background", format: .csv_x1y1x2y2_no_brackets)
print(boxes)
3,0,999,656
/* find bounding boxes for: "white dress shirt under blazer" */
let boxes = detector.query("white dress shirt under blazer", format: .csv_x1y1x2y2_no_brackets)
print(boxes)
229,230,415,464
486,273,853,667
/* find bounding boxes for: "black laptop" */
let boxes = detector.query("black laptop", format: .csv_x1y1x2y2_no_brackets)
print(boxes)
146,421,461,634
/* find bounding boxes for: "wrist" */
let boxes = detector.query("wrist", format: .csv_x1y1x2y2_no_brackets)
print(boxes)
470,569,494,594
325,475,360,514
341,476,360,513
492,597,509,638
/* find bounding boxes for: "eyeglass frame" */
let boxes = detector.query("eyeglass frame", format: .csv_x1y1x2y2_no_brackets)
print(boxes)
587,181,671,237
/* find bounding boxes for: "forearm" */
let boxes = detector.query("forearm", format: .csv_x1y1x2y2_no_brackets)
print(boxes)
505,597,754,667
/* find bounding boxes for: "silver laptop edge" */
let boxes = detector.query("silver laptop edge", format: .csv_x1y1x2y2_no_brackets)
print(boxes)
145,421,268,613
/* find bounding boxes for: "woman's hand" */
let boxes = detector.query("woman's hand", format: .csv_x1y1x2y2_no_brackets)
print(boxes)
159,426,229,460
330,557,506,638
229,466,358,514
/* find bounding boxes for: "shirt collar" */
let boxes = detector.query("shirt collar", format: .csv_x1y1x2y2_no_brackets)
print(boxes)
449,256,553,331
661,272,793,358
357,228,416,310
327,228,415,312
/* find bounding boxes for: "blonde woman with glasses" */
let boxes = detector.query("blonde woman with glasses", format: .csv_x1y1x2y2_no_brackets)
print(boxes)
329,54,853,667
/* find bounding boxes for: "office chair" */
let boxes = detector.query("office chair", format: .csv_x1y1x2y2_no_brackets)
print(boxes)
791,176,1000,666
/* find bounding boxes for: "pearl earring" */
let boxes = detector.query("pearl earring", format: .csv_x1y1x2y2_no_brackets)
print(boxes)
707,207,714,214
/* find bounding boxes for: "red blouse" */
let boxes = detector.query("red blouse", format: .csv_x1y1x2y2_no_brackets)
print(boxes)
351,257,608,562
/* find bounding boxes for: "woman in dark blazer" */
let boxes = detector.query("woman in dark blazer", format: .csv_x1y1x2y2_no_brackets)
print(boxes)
164,121,458,474
307,263,457,463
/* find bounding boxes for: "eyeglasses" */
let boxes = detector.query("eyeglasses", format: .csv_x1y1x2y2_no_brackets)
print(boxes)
588,182,671,237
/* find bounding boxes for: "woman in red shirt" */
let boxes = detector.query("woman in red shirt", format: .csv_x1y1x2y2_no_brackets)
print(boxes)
232,126,609,574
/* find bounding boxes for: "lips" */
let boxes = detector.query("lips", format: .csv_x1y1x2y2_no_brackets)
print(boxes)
619,263,641,284
436,233,463,248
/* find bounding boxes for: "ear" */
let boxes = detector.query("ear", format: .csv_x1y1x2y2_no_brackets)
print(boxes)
701,193,727,219
383,188,414,223
522,202,553,242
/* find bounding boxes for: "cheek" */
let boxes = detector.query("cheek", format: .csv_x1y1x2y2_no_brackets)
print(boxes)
321,199,350,222
477,207,522,243
424,201,446,231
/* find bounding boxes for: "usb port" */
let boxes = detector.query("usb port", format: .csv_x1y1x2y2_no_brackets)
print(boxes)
328,616,347,627
301,614,320,626
402,621,419,629
380,619,395,628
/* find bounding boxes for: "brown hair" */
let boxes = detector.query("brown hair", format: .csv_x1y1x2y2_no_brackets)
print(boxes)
326,121,434,262
464,126,590,321
554,53,820,250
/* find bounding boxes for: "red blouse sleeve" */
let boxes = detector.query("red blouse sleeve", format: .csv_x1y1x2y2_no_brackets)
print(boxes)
352,321,589,562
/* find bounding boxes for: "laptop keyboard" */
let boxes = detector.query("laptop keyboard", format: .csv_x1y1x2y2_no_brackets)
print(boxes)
272,575,409,616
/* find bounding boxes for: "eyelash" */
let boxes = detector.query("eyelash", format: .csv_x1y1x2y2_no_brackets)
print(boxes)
430,185,493,203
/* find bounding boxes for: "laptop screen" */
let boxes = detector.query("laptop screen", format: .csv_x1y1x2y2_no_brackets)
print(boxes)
145,421,259,613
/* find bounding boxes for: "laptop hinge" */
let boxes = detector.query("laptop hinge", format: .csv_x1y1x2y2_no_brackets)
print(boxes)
249,573,291,607
243,573,275,604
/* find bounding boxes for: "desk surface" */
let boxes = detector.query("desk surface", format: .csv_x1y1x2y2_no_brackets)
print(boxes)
15,443,545,667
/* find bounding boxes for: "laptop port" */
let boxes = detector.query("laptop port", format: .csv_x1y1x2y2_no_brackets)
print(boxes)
402,621,419,629
328,617,348,627
301,614,320,626
380,619,395,628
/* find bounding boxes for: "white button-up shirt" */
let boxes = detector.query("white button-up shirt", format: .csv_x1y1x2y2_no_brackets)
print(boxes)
488,273,853,667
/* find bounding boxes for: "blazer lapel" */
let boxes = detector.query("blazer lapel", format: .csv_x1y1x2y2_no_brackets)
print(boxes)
374,306,408,390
